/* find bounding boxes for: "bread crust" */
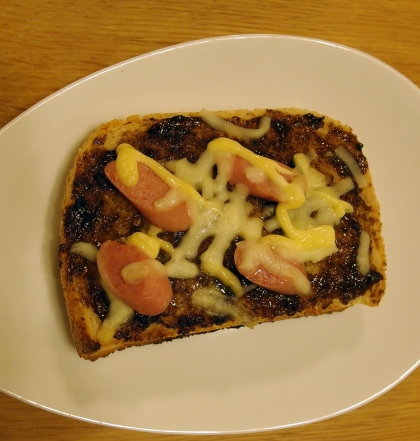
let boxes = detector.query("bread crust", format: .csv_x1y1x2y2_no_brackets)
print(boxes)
59,108,386,360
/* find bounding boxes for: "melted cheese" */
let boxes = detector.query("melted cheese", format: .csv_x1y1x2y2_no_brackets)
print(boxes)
146,226,175,257
286,153,353,228
191,287,257,328
260,152,354,280
357,230,371,276
245,164,266,183
335,145,368,188
154,187,188,211
114,141,354,300
121,259,167,284
237,240,312,295
208,138,303,208
96,286,134,342
199,108,271,141
126,232,160,259
163,188,254,295
93,136,357,329
262,225,337,264
69,242,98,262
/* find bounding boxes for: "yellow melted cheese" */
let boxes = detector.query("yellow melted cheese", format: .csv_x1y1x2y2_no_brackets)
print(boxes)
261,152,354,267
126,232,160,259
96,285,134,342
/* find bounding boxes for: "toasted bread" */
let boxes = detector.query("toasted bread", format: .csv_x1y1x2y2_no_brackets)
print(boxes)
59,108,386,360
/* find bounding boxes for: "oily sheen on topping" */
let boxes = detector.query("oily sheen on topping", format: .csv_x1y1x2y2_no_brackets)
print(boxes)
59,108,386,360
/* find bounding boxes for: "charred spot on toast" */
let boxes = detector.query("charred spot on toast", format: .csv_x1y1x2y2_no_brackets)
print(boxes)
303,113,325,128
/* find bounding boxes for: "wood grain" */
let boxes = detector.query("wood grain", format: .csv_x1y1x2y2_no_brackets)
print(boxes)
1,0,419,440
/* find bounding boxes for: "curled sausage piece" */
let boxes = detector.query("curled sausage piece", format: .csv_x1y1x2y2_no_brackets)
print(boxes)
97,240,173,316
234,240,311,296
105,160,193,232
228,156,302,202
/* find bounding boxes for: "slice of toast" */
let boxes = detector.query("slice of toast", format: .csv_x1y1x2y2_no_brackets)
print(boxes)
59,108,386,360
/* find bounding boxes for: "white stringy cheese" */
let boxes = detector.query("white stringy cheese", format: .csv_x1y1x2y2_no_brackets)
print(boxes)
121,259,167,284
96,285,135,342
357,230,371,276
154,187,188,211
199,108,271,141
191,287,257,328
335,145,368,188
70,242,98,262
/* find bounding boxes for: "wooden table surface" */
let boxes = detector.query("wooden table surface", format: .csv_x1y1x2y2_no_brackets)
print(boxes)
1,1,419,440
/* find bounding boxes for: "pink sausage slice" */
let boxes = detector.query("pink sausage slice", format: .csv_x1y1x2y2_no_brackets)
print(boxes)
105,160,193,232
97,240,173,316
234,241,308,295
228,156,297,202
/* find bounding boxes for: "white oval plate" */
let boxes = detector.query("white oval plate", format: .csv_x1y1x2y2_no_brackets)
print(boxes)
1,35,419,434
